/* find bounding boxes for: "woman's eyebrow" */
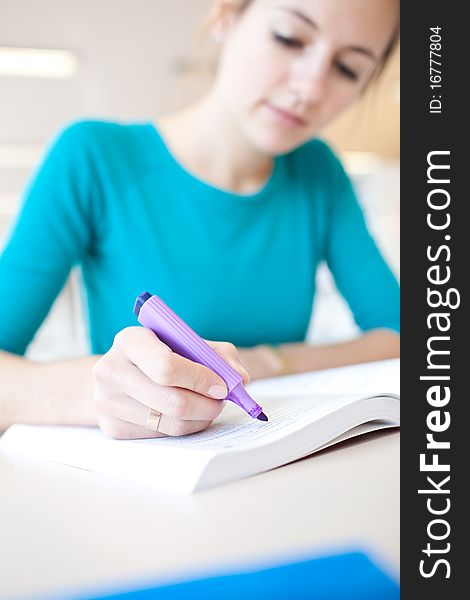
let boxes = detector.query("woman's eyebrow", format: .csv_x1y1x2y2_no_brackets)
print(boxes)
277,6,379,61
345,45,378,61
278,7,318,30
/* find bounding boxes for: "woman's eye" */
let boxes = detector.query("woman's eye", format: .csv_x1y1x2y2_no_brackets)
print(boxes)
336,63,359,81
272,32,304,49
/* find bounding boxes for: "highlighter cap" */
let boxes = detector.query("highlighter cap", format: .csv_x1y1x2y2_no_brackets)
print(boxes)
133,291,152,317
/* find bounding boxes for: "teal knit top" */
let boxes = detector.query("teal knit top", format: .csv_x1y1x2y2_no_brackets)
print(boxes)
0,120,399,355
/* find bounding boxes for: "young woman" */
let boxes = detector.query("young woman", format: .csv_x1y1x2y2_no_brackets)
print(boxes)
0,0,400,438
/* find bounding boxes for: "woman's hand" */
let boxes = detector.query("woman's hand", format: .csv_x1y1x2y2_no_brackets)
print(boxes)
236,345,289,380
92,327,250,440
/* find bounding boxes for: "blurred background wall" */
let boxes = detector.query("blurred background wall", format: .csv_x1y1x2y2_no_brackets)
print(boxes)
0,0,399,360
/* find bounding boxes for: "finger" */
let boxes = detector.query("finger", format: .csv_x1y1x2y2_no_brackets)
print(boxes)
98,413,212,440
157,414,212,437
95,372,225,423
95,353,223,423
204,340,251,384
115,327,228,399
95,390,153,429
97,414,164,440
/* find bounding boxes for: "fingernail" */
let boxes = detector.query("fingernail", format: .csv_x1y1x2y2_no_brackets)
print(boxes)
208,384,227,399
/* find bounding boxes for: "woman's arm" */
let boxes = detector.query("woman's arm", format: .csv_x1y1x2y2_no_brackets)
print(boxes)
238,329,400,380
0,351,99,431
0,335,249,439
0,124,108,431
0,330,398,430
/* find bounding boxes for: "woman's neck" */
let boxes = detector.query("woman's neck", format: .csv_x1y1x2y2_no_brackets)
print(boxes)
157,92,274,194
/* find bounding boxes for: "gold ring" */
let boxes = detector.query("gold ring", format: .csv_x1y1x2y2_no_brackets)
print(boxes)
145,409,162,432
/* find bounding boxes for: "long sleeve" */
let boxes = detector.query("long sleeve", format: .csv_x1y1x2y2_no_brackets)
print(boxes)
0,122,101,355
323,147,400,334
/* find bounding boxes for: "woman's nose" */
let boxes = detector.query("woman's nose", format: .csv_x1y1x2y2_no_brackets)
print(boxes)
289,56,330,106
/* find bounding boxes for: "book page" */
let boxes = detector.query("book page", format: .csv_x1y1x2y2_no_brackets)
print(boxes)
0,360,400,493
135,393,381,451
0,360,400,494
246,358,400,398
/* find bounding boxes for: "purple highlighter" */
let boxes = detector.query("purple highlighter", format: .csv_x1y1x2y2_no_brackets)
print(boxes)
134,292,268,421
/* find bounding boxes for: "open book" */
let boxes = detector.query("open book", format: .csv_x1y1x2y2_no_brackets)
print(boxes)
0,359,399,494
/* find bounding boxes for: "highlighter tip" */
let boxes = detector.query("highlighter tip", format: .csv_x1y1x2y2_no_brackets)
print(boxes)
257,411,268,422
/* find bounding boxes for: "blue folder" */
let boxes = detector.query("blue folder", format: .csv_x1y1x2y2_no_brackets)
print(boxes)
80,551,399,600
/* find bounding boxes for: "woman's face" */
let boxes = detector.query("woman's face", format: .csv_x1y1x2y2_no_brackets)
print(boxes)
213,0,399,155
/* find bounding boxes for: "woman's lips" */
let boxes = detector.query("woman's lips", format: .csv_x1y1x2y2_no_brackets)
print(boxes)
264,102,306,128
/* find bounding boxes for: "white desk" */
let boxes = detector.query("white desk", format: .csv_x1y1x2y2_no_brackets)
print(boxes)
0,430,399,600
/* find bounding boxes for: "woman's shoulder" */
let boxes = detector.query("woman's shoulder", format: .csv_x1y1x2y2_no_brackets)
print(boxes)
50,118,151,153
45,118,159,181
